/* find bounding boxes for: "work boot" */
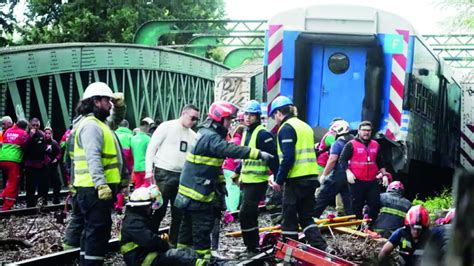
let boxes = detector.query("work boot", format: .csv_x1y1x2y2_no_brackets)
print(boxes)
211,250,227,259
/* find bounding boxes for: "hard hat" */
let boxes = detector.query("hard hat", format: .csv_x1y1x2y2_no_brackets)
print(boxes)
443,209,455,224
243,100,262,114
208,101,238,122
269,96,293,116
127,185,163,209
330,120,350,135
387,181,404,194
404,205,429,228
82,82,114,100
142,117,155,125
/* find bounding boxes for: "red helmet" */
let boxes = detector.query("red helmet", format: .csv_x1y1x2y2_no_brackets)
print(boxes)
387,181,404,194
405,205,430,228
208,101,238,122
443,209,455,224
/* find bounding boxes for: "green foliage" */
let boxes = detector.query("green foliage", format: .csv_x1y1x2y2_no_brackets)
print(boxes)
435,0,474,32
412,188,454,220
0,2,18,46
17,0,226,45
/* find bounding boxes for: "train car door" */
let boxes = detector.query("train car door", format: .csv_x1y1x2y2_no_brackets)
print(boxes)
307,46,367,129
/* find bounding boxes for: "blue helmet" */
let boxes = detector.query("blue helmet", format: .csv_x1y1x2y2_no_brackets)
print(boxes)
243,100,262,114
269,96,293,116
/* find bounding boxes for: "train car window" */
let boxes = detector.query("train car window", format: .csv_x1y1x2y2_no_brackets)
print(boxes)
328,53,349,74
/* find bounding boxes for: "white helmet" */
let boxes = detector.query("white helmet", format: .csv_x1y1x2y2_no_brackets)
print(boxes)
127,185,163,208
82,82,114,100
330,120,350,135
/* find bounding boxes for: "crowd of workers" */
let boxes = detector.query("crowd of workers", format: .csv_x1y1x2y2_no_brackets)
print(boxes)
0,81,455,265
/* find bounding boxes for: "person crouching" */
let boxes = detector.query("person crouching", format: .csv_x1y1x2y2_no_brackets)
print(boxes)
120,186,204,266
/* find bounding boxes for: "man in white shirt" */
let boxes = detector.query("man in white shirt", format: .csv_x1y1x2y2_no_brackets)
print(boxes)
145,104,199,247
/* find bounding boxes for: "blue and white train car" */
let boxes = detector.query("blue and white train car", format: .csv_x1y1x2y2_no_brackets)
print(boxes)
264,4,464,198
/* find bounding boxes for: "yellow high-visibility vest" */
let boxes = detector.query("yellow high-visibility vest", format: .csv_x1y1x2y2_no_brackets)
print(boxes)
241,125,270,183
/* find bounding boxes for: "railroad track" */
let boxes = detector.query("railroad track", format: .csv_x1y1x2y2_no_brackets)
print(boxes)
8,226,170,265
0,203,71,218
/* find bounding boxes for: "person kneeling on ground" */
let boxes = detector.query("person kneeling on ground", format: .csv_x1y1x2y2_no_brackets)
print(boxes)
120,186,206,266
378,205,431,266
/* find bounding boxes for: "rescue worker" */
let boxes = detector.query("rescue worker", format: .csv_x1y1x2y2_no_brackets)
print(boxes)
115,119,134,174
145,104,200,247
316,117,342,173
379,205,431,265
373,181,412,238
313,120,353,218
174,101,273,260
421,209,454,266
130,119,152,188
0,119,29,210
339,121,389,221
233,100,279,258
72,81,128,265
120,185,205,266
269,96,328,251
0,116,14,190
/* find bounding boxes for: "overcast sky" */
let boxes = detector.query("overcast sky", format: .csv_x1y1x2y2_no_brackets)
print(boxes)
224,0,454,34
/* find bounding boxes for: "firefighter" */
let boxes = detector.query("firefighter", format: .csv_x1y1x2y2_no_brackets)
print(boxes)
339,121,389,221
269,96,328,251
373,181,412,238
379,205,432,266
313,120,353,218
120,185,205,266
233,100,279,258
174,101,273,261
72,82,129,265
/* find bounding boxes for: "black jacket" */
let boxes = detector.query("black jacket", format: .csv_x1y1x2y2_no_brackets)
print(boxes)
120,207,169,266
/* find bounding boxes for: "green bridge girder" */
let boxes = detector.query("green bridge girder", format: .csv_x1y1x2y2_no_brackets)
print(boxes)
0,43,228,134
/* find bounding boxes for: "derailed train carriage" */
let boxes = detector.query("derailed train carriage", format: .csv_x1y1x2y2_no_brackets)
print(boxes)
263,4,468,199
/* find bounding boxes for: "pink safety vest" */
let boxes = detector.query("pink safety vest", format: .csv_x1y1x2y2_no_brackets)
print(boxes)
348,139,379,181
316,131,336,167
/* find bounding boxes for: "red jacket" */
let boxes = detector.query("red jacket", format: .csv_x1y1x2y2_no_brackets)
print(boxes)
348,139,379,181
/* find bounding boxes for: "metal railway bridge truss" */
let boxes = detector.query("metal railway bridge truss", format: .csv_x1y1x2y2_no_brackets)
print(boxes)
134,20,474,69
0,43,228,134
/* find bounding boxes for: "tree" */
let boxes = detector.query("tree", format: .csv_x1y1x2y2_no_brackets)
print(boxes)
436,0,474,32
17,0,226,45
0,1,19,47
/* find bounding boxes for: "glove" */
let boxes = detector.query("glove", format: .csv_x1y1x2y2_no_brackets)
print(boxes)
111,92,125,107
346,169,356,184
259,151,274,161
319,174,327,184
97,184,113,200
382,175,389,187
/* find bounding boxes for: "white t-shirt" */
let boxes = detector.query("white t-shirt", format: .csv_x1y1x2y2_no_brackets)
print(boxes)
145,119,197,173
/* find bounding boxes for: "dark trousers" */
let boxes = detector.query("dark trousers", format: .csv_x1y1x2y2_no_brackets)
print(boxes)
349,180,380,220
48,163,62,204
25,166,48,207
282,178,327,251
314,170,353,218
240,182,267,250
151,168,182,246
178,207,215,257
64,192,85,248
76,187,114,266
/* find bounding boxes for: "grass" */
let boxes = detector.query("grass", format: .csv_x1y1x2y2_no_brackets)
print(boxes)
412,188,453,221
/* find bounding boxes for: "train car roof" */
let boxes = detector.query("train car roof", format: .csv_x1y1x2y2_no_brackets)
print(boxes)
269,4,458,82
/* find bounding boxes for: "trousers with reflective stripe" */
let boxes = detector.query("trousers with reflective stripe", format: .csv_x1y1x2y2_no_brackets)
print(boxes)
73,115,120,187
241,125,269,183
277,117,319,178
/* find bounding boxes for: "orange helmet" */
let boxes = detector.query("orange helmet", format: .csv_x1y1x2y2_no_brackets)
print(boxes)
208,101,238,122
405,205,430,228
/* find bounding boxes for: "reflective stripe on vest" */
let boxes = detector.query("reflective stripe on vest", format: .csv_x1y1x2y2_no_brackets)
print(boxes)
380,207,407,218
186,153,224,167
120,242,157,266
348,139,379,181
241,125,270,183
73,116,120,187
120,242,139,254
178,184,215,203
277,117,319,178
